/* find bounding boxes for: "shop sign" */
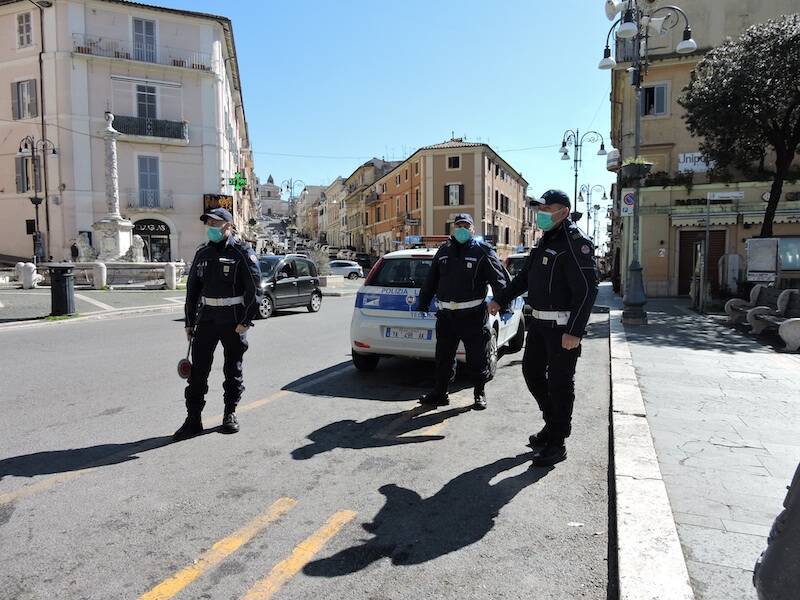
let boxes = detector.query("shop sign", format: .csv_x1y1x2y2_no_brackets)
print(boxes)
678,152,713,173
204,194,234,213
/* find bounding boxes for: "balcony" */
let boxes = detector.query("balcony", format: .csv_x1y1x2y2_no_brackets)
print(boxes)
113,115,189,143
72,33,213,72
125,188,174,211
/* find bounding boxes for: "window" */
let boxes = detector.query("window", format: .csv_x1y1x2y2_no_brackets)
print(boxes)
642,83,668,116
395,175,400,186
447,156,460,170
364,211,369,226
504,227,510,245
404,169,408,181
445,184,464,206
415,188,420,209
404,193,409,213
17,12,32,48
445,222,451,235
137,156,160,207
14,155,40,193
414,161,419,175
395,197,400,215
494,190,499,210
136,85,157,119
376,206,381,222
133,18,156,63
11,79,37,120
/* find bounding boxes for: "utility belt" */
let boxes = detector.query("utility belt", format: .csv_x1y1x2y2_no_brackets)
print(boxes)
437,298,485,311
531,309,571,326
201,296,244,307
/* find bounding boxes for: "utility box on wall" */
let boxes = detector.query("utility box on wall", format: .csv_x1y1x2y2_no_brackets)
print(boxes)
746,238,779,283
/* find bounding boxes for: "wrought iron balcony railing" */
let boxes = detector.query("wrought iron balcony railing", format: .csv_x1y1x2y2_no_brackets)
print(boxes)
72,33,213,72
125,189,174,210
113,115,188,141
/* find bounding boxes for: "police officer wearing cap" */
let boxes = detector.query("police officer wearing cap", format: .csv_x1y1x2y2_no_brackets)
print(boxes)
417,213,510,410
174,207,262,441
489,190,598,467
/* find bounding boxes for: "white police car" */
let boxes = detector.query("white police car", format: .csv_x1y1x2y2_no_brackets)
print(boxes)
505,251,533,325
349,248,526,372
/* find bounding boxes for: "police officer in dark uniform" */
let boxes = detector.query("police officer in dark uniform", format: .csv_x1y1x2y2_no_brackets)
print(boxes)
174,207,262,441
490,190,598,467
417,213,510,410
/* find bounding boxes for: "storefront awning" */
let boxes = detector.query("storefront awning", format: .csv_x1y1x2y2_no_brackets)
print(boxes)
741,210,800,225
671,213,738,227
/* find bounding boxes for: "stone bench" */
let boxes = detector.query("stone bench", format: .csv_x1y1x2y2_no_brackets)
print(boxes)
747,289,800,351
725,284,783,324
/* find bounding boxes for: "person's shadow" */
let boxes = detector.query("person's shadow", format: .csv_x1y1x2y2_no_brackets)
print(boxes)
291,405,472,460
0,430,218,480
303,453,551,575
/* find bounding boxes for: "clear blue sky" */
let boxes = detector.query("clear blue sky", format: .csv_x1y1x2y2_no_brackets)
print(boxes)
160,0,617,236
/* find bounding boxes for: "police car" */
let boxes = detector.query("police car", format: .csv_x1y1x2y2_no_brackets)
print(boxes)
505,251,533,325
350,248,526,372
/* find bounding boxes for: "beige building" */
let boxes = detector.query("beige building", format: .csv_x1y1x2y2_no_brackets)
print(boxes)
256,175,287,218
608,0,800,297
0,0,256,264
366,139,536,259
340,158,399,252
294,185,325,241
322,176,345,246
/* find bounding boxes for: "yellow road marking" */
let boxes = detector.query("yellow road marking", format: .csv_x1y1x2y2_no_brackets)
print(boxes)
241,509,357,600
139,497,296,600
0,390,289,507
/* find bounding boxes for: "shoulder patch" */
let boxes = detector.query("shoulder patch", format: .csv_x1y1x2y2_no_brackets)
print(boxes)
250,253,258,263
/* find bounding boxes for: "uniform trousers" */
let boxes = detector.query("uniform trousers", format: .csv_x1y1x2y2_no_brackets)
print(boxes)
432,304,492,397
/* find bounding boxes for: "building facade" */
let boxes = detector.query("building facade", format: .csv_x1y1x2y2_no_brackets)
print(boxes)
256,175,287,218
0,0,256,264
608,0,800,297
322,176,345,247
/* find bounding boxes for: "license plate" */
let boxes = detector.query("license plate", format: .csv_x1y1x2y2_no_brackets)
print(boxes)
385,327,433,341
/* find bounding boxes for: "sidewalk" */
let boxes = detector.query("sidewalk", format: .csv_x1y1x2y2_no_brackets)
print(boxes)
599,284,799,600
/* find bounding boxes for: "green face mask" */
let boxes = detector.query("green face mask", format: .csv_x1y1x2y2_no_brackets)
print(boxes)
536,209,561,232
207,225,225,243
453,227,472,244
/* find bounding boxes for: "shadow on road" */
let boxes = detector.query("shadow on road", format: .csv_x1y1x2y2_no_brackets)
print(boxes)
291,405,472,459
303,453,551,574
0,429,219,480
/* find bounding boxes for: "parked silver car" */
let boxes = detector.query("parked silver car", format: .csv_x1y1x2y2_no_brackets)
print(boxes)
329,260,363,279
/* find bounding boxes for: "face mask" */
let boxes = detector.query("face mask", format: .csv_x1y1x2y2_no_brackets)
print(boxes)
536,209,563,232
207,225,225,242
453,227,472,244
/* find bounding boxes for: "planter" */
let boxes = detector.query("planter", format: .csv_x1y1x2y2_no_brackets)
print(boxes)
318,275,344,288
621,162,653,180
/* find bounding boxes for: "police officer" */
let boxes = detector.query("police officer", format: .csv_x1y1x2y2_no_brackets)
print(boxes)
174,207,262,441
490,190,598,467
417,213,510,410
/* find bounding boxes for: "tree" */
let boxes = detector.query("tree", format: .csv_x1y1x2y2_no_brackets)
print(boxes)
679,14,800,237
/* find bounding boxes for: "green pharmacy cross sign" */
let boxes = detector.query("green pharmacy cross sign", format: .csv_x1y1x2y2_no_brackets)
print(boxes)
229,171,247,192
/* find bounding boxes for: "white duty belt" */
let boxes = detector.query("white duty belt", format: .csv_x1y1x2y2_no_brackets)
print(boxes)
201,296,244,307
531,309,571,325
437,299,484,310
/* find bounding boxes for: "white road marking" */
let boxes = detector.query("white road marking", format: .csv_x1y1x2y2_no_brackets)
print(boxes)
74,293,115,311
163,297,184,304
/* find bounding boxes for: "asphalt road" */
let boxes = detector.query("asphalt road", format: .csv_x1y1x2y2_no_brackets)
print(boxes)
0,295,612,600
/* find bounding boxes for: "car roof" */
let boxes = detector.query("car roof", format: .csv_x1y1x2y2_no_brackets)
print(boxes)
382,248,437,259
506,252,528,259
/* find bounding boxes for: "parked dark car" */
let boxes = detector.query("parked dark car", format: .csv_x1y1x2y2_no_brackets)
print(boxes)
354,253,375,272
257,255,322,319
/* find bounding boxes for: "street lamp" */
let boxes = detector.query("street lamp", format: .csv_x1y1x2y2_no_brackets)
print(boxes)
18,135,57,263
600,0,696,324
579,184,608,245
559,129,607,226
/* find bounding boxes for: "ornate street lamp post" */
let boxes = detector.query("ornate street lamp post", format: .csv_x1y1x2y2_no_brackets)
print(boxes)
559,129,607,226
599,0,697,324
579,183,608,246
18,135,57,262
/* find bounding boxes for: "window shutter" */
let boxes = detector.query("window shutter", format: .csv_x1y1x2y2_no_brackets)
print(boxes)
27,80,38,118
11,82,20,120
444,185,448,205
459,185,465,205
15,157,25,193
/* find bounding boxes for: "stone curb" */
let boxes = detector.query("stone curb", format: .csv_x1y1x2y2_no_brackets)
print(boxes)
0,303,182,332
609,310,695,600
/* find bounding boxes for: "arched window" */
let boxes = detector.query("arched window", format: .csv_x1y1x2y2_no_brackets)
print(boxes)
133,219,171,262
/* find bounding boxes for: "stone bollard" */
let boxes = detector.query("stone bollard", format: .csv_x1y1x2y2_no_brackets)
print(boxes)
15,262,25,282
165,262,178,290
92,263,107,290
21,263,37,289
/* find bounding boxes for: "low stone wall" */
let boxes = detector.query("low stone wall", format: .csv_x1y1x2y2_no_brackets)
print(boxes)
37,261,186,289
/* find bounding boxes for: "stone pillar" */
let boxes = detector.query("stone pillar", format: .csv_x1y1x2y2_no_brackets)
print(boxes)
15,262,24,281
21,263,37,289
92,262,107,289
164,262,178,290
93,112,134,261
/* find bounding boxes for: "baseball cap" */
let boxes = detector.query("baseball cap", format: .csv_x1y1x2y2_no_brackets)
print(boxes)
452,213,474,226
538,189,571,210
200,208,233,223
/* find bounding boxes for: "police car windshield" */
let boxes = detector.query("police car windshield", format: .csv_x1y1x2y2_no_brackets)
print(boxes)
506,257,526,278
370,258,432,288
259,257,281,278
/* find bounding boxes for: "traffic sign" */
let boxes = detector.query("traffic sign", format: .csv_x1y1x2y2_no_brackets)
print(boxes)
621,192,635,217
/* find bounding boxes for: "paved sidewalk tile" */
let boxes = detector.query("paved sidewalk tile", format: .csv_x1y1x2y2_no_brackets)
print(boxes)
597,285,798,600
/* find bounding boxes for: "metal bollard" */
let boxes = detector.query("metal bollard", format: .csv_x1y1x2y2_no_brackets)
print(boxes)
754,462,800,599
49,263,76,316
165,262,178,290
21,263,37,289
92,263,107,290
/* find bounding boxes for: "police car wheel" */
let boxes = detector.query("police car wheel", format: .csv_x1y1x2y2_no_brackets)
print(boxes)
488,328,499,378
352,351,379,371
507,319,525,353
307,292,322,313
258,296,274,319
347,271,359,280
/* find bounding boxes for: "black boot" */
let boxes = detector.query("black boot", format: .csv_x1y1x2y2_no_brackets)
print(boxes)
173,414,203,441
419,392,449,407
473,388,487,410
528,426,551,449
221,411,240,434
531,442,567,467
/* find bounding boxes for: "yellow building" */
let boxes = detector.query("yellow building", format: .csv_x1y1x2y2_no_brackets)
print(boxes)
608,0,800,297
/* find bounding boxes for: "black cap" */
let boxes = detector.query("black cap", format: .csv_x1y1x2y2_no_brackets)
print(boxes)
200,208,233,223
538,189,571,210
452,213,474,226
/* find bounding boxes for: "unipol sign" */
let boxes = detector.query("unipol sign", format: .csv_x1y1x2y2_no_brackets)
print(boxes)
678,152,713,173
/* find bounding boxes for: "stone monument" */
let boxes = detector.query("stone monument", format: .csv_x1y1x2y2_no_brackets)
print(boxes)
92,112,134,261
